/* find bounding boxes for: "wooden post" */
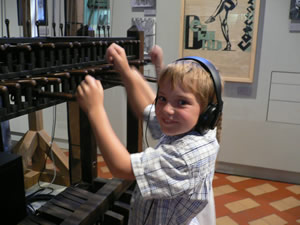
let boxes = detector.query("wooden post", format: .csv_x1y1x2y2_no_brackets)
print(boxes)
127,25,145,154
21,0,31,37
67,101,82,184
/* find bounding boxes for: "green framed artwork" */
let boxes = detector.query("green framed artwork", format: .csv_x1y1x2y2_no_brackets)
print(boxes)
84,0,110,37
179,0,261,83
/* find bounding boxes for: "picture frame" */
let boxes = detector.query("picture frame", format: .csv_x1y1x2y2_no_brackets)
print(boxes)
179,0,261,83
131,0,155,8
289,0,300,20
17,0,48,26
84,0,110,37
36,0,48,25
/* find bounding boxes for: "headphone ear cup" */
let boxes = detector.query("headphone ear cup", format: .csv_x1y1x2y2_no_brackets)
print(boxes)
196,104,217,132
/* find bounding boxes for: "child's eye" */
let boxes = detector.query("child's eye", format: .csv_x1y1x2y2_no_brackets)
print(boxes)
178,100,188,106
157,96,166,102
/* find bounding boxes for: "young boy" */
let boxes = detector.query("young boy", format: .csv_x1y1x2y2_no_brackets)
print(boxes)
76,43,223,224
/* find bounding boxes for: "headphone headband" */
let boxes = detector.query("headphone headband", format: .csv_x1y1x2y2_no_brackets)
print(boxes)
176,56,223,130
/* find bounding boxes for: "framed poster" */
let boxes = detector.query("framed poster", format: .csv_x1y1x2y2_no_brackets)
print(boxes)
131,0,156,8
289,0,300,20
179,0,261,83
84,0,110,37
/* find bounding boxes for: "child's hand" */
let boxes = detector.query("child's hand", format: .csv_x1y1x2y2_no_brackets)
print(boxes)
149,45,164,76
106,43,131,75
76,75,104,115
149,45,163,68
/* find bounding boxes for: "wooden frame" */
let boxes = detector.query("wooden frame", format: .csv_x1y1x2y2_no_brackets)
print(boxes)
179,0,261,83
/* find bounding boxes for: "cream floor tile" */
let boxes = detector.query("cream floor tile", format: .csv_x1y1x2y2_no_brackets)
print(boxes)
270,196,300,212
246,183,277,196
216,216,239,225
286,185,300,195
214,184,237,197
97,155,104,162
225,198,260,213
100,166,110,173
249,214,287,225
226,175,250,183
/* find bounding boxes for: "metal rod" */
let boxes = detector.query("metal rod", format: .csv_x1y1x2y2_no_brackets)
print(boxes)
4,0,6,36
59,0,63,36
35,0,38,36
96,0,100,37
52,0,56,36
1,0,3,37
4,0,10,38
3,0,6,22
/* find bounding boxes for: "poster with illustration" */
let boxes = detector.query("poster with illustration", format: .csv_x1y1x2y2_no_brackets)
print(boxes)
84,0,110,37
180,0,261,83
289,0,300,20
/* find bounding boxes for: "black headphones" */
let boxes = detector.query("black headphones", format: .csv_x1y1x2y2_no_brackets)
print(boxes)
175,56,223,134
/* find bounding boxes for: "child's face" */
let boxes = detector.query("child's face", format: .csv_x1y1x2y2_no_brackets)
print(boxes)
155,79,201,136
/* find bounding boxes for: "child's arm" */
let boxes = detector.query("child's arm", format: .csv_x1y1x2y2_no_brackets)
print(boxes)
149,45,164,77
76,75,135,180
106,43,156,119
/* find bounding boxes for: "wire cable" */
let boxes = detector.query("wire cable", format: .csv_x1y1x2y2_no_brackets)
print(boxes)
66,103,74,185
48,105,57,185
144,102,155,148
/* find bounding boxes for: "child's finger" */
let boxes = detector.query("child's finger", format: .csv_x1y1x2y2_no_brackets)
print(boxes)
84,75,98,87
76,85,83,96
106,45,120,63
96,79,102,89
113,44,125,56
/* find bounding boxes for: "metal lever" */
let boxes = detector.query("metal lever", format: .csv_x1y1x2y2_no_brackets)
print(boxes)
35,20,40,37
97,25,101,38
52,22,56,36
60,23,63,36
102,25,106,37
107,25,110,37
5,19,10,38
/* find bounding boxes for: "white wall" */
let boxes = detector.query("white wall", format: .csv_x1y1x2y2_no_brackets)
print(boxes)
5,0,300,181
219,0,300,174
111,0,300,179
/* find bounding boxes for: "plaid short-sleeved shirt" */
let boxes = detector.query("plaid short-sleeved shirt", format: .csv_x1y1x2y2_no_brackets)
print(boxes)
129,105,219,225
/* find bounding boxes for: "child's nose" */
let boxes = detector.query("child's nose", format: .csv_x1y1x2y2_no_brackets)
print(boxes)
163,103,175,115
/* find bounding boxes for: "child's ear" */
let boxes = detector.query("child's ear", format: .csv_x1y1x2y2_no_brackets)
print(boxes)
197,103,218,130
175,56,223,132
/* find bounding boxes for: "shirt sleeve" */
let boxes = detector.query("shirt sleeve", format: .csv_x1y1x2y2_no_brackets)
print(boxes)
143,104,162,139
130,143,191,200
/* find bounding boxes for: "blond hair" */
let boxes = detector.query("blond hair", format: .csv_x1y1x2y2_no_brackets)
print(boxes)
158,60,223,142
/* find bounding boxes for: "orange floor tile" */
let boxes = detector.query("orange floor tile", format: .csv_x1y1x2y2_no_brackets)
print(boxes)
97,156,300,225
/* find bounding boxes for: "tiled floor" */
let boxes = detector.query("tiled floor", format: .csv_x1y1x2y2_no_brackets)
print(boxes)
97,155,300,225
213,173,300,225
